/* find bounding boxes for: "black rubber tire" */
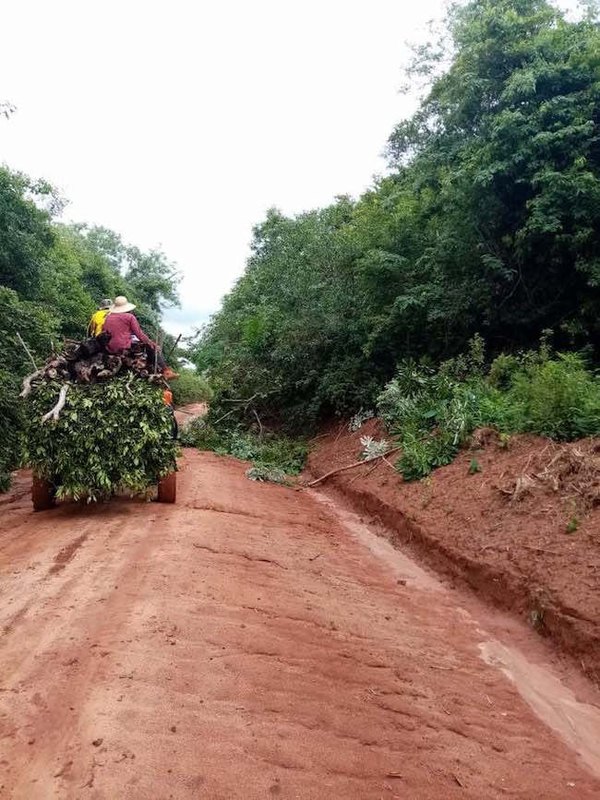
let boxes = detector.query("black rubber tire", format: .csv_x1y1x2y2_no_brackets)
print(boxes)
157,472,177,504
32,476,56,512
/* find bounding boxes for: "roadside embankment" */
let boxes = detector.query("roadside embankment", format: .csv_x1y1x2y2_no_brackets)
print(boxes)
307,419,600,683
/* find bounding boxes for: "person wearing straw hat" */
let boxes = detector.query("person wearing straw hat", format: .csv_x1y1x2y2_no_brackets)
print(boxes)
103,296,179,380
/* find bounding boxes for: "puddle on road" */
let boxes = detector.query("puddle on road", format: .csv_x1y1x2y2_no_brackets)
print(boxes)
311,491,442,592
480,640,600,778
313,489,600,779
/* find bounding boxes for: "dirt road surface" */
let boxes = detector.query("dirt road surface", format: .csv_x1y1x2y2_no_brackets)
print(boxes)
1,449,600,799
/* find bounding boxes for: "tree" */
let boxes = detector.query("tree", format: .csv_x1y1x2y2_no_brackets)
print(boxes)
387,0,600,352
194,0,600,431
0,286,58,489
0,168,58,298
80,226,180,315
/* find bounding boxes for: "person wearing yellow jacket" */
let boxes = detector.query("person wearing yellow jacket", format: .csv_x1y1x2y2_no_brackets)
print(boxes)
87,299,112,337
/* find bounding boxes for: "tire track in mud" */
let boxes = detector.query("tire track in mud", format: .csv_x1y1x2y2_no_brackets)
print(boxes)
48,533,90,575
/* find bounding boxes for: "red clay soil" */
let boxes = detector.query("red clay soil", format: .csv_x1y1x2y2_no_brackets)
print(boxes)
2,449,600,798
307,420,600,684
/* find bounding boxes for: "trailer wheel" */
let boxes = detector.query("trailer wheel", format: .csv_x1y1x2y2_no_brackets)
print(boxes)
157,472,176,504
32,476,56,512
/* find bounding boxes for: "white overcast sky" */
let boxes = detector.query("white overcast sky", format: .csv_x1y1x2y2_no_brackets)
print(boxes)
1,0,581,336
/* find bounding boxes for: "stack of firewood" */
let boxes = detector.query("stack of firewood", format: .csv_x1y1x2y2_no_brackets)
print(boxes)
20,340,164,400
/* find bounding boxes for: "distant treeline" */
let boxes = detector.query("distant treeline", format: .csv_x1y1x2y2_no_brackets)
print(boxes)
193,0,600,431
0,166,180,487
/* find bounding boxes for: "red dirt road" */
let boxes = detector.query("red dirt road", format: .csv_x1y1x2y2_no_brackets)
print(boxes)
1,450,600,799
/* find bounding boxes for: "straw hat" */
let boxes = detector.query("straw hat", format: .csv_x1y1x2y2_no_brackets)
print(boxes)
110,295,136,314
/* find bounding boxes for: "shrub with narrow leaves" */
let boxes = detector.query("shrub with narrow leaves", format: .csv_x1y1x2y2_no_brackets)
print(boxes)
360,436,390,461
379,344,600,482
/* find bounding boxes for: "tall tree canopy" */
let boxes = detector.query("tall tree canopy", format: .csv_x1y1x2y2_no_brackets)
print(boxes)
195,0,600,431
386,0,600,352
0,170,59,298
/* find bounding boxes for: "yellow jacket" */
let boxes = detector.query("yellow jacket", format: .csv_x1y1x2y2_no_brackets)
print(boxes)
88,309,109,337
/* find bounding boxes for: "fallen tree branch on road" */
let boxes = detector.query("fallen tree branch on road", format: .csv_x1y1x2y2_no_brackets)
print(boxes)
307,447,402,488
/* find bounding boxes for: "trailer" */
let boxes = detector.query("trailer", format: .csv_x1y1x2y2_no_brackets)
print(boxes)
23,361,179,512
32,468,177,511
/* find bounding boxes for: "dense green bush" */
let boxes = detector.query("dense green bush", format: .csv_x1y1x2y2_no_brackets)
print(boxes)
181,419,307,476
0,287,59,488
379,359,489,481
23,375,179,500
0,374,22,492
505,354,600,440
170,370,212,407
378,345,600,481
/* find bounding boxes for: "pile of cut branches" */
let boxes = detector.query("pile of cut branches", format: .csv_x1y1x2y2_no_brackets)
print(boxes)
498,440,600,511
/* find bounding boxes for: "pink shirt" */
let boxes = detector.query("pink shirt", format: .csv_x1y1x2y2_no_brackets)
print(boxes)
103,312,153,353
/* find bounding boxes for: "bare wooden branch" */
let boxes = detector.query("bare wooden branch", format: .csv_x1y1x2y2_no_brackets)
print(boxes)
165,333,182,361
307,447,402,488
41,385,69,423
153,327,160,375
252,409,264,439
348,459,381,486
16,332,38,370
221,393,259,405
20,369,44,398
213,407,241,426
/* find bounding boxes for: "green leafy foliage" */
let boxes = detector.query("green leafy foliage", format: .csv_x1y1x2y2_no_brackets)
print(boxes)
23,375,179,501
80,226,180,314
377,340,488,480
169,371,212,407
0,286,59,488
566,516,580,534
246,466,289,485
378,343,600,481
469,459,482,475
181,419,307,477
0,169,60,298
0,372,21,492
191,0,600,436
191,201,379,432
505,353,600,439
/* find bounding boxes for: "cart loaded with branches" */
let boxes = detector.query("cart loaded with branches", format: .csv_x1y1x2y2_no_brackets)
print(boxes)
20,336,179,511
